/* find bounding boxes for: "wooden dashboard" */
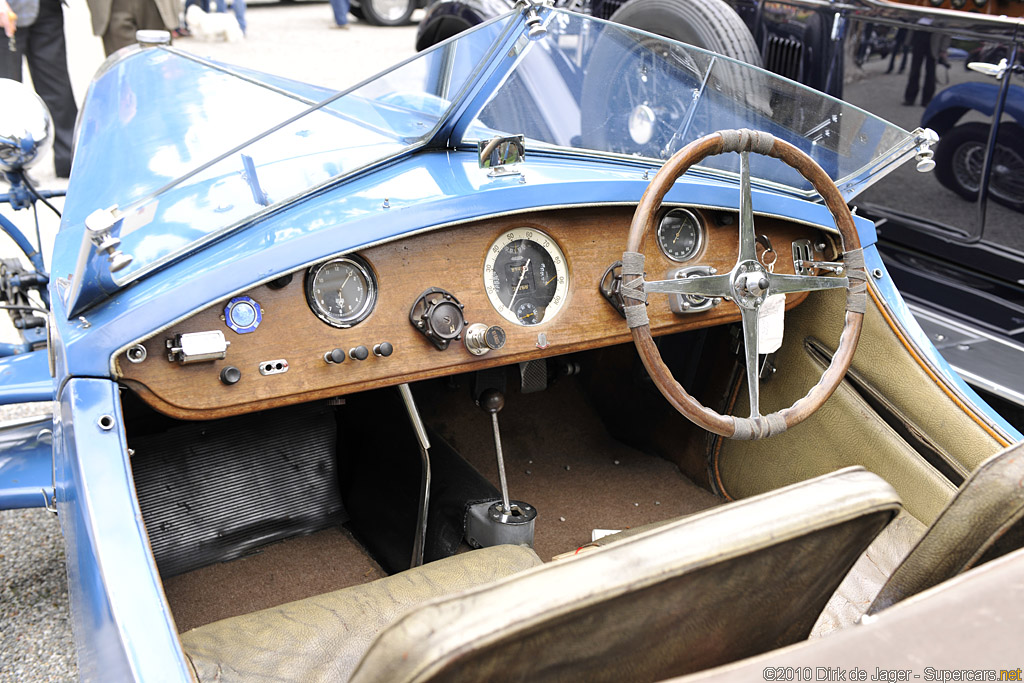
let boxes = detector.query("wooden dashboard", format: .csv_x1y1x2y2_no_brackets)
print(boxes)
117,206,826,420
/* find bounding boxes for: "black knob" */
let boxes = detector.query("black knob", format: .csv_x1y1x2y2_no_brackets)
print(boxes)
484,326,506,350
479,389,505,415
373,342,394,357
324,348,345,364
758,277,770,291
350,345,369,361
220,366,241,385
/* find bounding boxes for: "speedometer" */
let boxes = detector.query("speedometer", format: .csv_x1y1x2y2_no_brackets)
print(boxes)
484,228,569,326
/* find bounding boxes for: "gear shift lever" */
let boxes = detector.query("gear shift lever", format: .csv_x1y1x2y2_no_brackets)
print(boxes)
479,389,512,514
463,389,537,549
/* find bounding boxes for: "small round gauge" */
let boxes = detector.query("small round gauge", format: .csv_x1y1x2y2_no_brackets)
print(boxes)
484,227,569,327
305,255,377,328
656,208,703,262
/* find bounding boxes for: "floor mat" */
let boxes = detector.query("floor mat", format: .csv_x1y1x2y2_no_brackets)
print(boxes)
419,375,724,561
164,526,385,632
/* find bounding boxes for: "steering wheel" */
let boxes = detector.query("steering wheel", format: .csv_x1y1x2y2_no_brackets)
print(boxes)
621,129,868,440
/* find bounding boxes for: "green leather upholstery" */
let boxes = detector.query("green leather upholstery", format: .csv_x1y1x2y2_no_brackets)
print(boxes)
869,438,1024,614
181,544,543,682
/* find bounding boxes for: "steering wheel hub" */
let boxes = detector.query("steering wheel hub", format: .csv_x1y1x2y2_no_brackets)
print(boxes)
731,261,770,307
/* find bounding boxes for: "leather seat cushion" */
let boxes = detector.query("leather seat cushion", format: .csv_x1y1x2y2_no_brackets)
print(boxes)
180,543,543,682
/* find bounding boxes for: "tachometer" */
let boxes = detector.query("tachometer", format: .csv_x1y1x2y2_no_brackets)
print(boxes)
305,255,377,328
656,208,703,262
484,228,569,326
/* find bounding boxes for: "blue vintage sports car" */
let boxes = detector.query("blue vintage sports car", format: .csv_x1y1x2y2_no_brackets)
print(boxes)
1,5,1023,681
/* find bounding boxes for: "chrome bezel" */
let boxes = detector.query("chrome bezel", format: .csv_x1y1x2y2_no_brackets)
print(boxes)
483,227,569,327
656,208,704,263
305,255,377,328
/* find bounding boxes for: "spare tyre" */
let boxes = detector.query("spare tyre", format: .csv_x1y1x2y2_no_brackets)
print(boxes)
609,0,763,68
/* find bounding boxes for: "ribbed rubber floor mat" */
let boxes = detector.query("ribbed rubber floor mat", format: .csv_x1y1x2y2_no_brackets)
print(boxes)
130,403,346,577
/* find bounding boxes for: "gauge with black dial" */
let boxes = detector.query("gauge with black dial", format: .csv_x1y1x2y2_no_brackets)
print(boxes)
306,255,377,328
656,208,703,262
484,228,569,326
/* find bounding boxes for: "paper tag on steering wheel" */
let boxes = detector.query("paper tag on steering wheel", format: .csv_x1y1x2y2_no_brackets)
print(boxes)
757,294,785,354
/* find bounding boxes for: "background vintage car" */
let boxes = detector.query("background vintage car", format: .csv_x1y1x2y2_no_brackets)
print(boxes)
2,2,1024,679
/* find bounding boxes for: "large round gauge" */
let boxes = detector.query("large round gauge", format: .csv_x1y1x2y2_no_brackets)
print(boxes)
484,228,569,326
656,208,703,262
305,255,377,328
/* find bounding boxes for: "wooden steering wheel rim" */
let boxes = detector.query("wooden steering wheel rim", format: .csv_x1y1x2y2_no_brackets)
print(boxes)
624,129,865,440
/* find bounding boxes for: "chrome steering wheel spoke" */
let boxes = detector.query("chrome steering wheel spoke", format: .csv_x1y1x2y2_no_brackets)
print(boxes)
739,306,761,418
644,273,732,299
738,151,757,264
768,272,849,295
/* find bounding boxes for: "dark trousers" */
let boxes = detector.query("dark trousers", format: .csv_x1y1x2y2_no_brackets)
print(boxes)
904,30,936,106
0,0,78,177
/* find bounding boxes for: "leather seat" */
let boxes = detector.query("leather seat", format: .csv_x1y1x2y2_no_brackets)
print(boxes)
868,438,1024,614
182,467,900,682
181,544,544,682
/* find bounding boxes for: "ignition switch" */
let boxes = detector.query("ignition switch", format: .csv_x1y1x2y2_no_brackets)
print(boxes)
409,288,466,350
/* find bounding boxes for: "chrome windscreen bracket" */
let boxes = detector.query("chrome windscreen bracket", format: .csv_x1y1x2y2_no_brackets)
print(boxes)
84,206,134,273
913,128,939,173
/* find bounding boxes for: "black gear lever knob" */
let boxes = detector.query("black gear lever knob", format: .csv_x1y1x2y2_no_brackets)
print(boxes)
479,389,505,415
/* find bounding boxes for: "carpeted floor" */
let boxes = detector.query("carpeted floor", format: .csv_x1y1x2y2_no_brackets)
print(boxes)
164,526,385,631
161,373,723,630
418,374,724,561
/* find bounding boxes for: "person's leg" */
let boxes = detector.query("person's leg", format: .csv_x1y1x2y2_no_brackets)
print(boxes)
232,0,245,34
0,21,24,81
922,54,936,106
23,0,78,177
328,0,347,26
904,49,924,105
214,0,225,13
103,0,139,54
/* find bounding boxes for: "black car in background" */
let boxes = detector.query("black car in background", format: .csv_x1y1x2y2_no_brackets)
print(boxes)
417,0,1024,430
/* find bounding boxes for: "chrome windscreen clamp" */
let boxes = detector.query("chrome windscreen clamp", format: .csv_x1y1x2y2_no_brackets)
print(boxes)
514,0,551,38
913,128,939,173
84,206,134,273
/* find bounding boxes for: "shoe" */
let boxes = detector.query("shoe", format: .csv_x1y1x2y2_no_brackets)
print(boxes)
902,99,915,106
331,23,350,29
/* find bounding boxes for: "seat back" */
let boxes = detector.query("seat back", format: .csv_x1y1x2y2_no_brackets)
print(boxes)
350,467,901,683
869,438,1024,614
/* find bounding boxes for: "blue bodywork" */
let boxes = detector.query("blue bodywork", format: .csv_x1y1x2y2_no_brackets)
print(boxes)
922,81,1024,135
1,7,1020,680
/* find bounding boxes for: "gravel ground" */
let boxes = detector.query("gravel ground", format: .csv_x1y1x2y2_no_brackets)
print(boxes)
0,510,77,683
0,403,76,683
